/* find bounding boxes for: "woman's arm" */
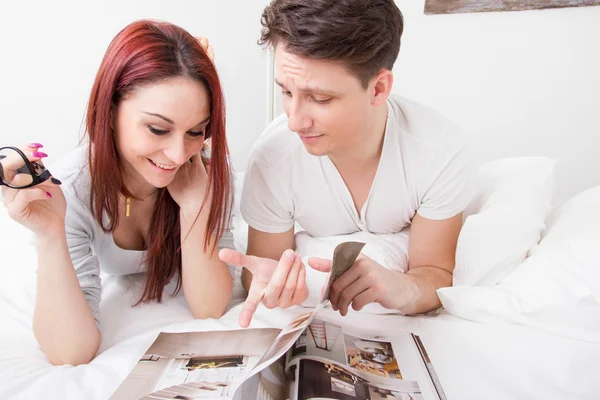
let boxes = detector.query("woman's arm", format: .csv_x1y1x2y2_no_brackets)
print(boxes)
1,145,100,366
180,207,233,319
33,227,100,366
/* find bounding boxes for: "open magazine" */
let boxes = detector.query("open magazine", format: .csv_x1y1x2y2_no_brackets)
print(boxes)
109,243,446,400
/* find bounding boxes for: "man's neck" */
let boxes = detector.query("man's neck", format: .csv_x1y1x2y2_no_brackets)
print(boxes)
329,105,388,171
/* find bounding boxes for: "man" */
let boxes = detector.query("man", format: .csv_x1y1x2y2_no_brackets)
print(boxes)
219,0,472,327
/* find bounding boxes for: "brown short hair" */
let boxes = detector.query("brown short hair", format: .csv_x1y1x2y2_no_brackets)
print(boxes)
259,0,404,89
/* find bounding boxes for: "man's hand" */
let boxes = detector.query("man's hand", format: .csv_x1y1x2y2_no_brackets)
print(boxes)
326,255,417,316
219,249,331,327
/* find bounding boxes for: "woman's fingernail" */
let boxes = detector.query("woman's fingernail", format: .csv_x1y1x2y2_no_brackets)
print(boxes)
51,177,62,185
284,249,295,259
28,143,43,148
46,191,52,198
33,151,48,158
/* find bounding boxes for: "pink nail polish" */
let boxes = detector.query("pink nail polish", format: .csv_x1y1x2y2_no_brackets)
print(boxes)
46,191,52,198
28,143,43,148
33,151,48,158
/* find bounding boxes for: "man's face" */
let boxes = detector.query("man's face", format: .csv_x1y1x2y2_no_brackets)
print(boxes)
274,44,376,157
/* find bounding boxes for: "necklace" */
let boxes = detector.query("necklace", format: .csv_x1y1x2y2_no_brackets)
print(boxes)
123,190,158,217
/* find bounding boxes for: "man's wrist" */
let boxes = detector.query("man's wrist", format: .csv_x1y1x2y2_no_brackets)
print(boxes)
393,271,420,312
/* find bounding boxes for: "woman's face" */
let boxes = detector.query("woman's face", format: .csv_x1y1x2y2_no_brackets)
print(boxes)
114,77,210,192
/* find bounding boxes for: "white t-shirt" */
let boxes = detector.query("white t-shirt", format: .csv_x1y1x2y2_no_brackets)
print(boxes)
241,95,473,238
49,146,240,328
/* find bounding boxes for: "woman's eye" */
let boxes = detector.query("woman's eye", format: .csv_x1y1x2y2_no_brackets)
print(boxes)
282,90,292,97
148,125,168,135
188,130,205,138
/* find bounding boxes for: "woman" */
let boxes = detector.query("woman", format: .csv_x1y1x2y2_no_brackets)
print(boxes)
0,20,236,366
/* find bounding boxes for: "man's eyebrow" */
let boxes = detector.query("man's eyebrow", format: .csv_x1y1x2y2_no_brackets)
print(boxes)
275,78,340,96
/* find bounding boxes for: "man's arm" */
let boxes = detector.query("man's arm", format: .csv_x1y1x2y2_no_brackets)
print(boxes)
242,226,295,291
402,212,463,314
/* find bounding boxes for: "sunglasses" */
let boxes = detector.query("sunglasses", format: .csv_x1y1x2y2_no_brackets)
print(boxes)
0,146,53,189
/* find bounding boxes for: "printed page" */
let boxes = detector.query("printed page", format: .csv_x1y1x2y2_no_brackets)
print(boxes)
214,242,367,399
233,309,321,400
284,316,444,400
109,241,376,400
109,328,281,400
244,241,366,380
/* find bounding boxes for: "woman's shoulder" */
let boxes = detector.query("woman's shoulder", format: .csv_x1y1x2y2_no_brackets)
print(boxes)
48,146,91,207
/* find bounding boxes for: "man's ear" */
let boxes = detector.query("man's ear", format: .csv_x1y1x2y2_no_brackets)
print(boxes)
371,69,394,107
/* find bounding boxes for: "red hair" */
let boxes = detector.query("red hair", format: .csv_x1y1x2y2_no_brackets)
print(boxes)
86,20,232,303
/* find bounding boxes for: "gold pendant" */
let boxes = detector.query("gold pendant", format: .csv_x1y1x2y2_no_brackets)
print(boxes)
125,197,131,217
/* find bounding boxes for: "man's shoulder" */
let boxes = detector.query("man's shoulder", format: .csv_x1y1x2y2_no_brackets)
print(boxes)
389,94,459,147
249,113,305,170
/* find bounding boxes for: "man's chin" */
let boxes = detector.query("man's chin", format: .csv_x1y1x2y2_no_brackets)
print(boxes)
301,144,329,157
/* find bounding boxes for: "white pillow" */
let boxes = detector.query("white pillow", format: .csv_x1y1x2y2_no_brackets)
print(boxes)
453,157,555,287
439,185,600,342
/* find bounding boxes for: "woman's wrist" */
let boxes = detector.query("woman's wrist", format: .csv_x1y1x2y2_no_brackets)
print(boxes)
35,224,67,249
180,199,210,221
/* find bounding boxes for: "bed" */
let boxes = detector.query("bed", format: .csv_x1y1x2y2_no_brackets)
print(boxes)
1,165,599,400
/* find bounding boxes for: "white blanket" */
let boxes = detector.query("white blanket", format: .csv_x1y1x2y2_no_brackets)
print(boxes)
294,229,410,312
2,210,600,399
2,277,600,400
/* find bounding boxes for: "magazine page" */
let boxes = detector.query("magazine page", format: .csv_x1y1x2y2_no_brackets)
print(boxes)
233,242,368,399
109,328,281,400
243,241,367,379
109,242,368,400
284,314,445,400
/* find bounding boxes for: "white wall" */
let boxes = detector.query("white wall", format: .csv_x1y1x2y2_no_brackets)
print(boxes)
272,2,600,204
3,1,598,204
393,1,600,204
0,0,269,172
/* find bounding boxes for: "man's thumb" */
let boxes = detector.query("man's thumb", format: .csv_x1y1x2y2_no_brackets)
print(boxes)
307,257,332,273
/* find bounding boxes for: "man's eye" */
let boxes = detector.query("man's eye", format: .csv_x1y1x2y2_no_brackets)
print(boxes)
148,125,168,135
313,97,332,104
282,90,292,97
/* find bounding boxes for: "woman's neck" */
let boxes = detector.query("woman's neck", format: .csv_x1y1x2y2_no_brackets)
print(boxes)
121,164,158,200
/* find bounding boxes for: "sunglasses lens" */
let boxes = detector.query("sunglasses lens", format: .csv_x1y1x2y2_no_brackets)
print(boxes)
0,148,34,187
31,161,46,177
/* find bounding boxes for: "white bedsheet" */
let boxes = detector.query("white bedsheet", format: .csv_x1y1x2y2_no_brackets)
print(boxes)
2,208,600,399
2,280,599,400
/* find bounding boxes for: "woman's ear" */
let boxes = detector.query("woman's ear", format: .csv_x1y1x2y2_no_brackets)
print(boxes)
110,104,116,131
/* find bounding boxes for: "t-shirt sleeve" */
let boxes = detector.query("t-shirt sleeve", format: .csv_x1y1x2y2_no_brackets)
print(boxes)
240,151,295,234
416,126,475,220
63,189,102,329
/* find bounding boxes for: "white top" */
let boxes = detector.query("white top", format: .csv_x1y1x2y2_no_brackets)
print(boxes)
241,95,473,237
50,146,238,328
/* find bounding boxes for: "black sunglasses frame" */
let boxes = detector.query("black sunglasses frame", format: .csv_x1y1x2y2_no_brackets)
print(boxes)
0,146,53,189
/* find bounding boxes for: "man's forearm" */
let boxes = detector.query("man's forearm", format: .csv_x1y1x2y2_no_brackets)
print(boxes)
400,266,453,314
244,226,296,292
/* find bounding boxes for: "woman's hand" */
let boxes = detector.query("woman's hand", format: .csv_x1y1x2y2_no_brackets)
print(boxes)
1,144,66,237
167,153,211,217
196,37,214,61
